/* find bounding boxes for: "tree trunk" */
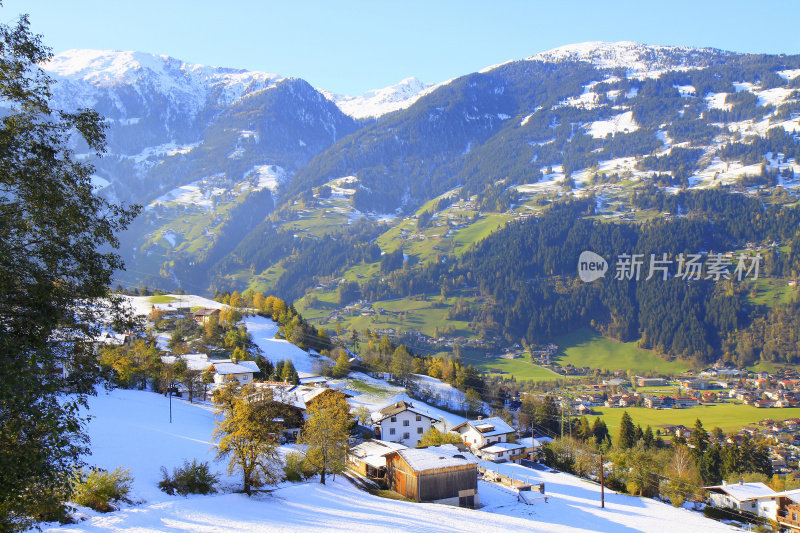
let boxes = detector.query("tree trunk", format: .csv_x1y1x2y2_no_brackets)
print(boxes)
320,466,326,485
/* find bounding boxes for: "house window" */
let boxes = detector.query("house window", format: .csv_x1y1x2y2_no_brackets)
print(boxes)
390,416,396,422
403,433,410,440
389,428,395,435
403,420,410,427
415,415,421,422
417,427,423,434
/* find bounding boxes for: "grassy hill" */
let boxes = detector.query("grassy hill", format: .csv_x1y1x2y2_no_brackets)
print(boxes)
555,329,690,376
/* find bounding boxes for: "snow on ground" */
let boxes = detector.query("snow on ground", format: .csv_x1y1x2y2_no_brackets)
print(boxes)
586,111,638,138
338,373,466,429
244,315,319,374
124,294,224,317
246,164,286,194
476,461,736,533
125,141,201,164
675,84,696,98
705,92,731,111
754,86,794,107
778,69,800,81
411,374,468,412
327,176,359,197
148,175,226,209
41,388,734,533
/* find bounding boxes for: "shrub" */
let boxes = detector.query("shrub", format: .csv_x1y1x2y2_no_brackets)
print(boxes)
283,451,314,482
71,467,133,513
158,460,219,496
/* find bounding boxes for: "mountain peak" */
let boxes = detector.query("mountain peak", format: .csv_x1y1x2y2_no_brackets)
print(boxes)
320,76,435,120
526,41,727,75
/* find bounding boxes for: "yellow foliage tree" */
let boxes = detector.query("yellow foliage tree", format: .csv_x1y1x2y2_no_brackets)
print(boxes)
299,394,350,484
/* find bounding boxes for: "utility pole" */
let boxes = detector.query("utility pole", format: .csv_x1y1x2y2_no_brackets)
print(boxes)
600,452,605,508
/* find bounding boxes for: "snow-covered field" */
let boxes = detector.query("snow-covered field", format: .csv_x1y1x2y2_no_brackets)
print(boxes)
41,389,736,533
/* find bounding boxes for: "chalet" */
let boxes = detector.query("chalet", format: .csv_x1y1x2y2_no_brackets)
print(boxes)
451,416,515,452
479,437,538,463
372,401,437,447
778,494,800,532
192,308,221,325
347,439,407,479
385,448,478,507
702,481,775,514
209,360,259,385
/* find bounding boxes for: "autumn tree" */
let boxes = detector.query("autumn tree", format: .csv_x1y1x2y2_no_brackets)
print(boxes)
332,349,350,378
417,427,462,447
213,384,284,494
299,393,350,484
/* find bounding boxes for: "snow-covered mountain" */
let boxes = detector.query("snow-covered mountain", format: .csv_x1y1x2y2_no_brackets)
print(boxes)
526,41,729,77
320,76,436,119
45,49,283,116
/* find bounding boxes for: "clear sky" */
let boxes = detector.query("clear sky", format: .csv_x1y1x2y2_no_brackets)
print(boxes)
4,0,800,95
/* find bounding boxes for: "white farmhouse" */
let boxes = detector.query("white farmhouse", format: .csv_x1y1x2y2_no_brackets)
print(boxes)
210,360,259,385
372,401,437,447
450,416,515,452
702,481,775,514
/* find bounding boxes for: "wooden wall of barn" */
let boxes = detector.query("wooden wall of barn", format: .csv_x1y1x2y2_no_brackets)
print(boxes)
387,455,419,501
418,466,477,502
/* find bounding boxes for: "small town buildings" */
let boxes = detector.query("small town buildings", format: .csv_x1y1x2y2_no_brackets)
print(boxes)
385,448,478,507
451,416,515,452
634,376,667,387
372,401,437,447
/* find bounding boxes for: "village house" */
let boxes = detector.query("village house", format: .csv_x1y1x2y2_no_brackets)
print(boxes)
385,448,479,508
702,481,775,515
209,360,259,385
347,439,407,480
372,401,438,447
778,494,800,533
192,307,221,325
450,416,515,452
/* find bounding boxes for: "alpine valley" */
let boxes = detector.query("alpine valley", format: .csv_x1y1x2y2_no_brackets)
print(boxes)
42,42,800,369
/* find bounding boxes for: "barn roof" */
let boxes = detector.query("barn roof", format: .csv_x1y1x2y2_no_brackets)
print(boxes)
392,448,477,473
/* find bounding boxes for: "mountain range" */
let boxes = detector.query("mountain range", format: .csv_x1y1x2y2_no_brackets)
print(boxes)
35,42,800,358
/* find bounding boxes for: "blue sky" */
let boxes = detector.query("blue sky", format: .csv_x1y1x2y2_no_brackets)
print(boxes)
5,0,800,94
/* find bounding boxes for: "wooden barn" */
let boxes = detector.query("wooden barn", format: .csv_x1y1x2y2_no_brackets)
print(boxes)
385,448,478,508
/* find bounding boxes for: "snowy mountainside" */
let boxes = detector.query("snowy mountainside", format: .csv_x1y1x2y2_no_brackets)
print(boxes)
43,387,735,532
320,76,436,119
46,43,800,301
526,41,729,77
45,49,283,118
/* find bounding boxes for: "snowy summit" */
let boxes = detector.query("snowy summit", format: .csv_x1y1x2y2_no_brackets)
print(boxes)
320,77,436,119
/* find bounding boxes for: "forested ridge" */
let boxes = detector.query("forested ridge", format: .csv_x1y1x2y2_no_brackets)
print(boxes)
349,190,800,366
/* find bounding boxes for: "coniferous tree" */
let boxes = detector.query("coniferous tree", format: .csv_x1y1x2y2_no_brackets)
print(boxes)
616,411,636,450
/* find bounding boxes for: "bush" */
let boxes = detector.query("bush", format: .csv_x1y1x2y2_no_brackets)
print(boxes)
283,452,314,482
71,467,133,513
158,460,219,496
